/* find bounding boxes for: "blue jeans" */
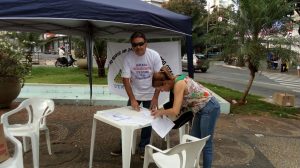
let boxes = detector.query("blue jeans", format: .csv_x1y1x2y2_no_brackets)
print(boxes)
190,97,220,168
127,100,152,150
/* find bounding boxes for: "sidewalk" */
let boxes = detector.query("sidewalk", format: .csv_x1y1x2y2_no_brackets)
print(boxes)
1,104,299,168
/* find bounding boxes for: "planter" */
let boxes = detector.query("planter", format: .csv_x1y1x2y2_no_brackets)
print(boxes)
77,58,88,69
0,77,22,108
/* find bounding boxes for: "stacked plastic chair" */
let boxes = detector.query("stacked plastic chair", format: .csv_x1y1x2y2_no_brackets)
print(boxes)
0,125,24,168
1,98,55,168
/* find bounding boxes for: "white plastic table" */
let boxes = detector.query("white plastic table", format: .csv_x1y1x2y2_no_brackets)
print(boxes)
89,106,152,168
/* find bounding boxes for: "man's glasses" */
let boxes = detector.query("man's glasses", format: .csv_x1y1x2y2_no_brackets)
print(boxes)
131,42,145,47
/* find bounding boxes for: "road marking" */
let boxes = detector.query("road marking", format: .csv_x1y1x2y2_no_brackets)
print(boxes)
293,89,300,93
261,72,300,90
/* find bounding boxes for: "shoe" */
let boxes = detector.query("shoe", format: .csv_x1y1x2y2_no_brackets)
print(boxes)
139,148,145,159
110,147,122,156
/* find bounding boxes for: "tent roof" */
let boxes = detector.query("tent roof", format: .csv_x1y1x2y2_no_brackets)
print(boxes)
0,0,192,38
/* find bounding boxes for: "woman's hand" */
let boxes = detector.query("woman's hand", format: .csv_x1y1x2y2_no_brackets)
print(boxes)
151,109,163,118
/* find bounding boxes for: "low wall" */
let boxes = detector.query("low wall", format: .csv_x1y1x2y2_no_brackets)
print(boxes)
17,83,230,114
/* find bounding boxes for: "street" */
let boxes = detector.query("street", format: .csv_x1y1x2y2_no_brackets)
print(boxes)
188,61,300,107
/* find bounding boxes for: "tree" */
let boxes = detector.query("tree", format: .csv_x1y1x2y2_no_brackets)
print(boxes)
71,36,107,77
209,0,298,104
94,38,107,77
72,36,86,59
162,0,207,51
6,32,42,65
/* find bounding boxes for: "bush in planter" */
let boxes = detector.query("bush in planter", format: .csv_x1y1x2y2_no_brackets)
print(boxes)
0,38,30,108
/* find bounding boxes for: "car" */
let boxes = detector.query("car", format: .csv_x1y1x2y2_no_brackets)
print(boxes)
181,54,209,72
207,51,222,58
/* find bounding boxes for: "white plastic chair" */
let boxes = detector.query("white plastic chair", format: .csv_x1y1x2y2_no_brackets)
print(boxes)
1,98,55,168
165,111,193,148
0,126,24,168
143,134,210,168
165,123,189,148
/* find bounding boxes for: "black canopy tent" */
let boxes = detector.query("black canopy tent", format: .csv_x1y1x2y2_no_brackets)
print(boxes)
0,0,194,103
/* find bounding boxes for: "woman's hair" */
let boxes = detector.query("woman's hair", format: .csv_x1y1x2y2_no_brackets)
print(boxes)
152,66,174,87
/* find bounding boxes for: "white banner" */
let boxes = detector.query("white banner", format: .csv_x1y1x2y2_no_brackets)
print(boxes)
106,41,182,106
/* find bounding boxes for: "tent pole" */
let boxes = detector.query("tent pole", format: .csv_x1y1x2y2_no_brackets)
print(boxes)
186,35,194,78
85,23,94,105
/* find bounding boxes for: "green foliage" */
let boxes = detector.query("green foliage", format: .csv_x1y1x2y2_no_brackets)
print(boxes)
225,0,295,64
11,32,41,49
72,36,86,58
162,0,207,48
94,38,107,77
0,37,30,79
94,38,106,58
6,32,42,64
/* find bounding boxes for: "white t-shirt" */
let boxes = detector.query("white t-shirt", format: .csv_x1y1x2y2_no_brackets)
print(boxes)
122,48,162,100
59,48,65,57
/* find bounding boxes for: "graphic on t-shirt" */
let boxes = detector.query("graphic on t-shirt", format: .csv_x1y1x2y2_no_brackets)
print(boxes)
133,64,151,80
114,69,123,84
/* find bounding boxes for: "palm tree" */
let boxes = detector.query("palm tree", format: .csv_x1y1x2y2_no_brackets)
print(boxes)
94,38,107,77
210,0,298,104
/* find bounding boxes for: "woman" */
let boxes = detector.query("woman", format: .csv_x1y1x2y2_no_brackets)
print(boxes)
151,66,220,168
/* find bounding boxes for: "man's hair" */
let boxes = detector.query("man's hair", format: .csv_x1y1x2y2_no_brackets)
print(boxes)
130,32,147,43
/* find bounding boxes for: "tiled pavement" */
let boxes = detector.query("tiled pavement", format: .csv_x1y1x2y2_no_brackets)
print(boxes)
1,103,300,168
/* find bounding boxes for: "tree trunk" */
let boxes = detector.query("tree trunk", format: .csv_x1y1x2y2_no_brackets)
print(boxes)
240,62,256,104
95,56,106,77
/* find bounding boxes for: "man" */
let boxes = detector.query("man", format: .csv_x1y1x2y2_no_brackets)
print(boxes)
58,46,65,58
58,46,68,65
110,32,162,159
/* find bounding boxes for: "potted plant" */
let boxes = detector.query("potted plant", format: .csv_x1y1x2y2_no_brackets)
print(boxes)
0,38,30,108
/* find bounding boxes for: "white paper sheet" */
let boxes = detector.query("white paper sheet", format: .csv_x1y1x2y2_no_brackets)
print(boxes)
102,110,153,126
102,112,131,121
151,116,175,138
140,107,152,118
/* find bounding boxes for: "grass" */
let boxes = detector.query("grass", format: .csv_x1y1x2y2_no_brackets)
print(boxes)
25,66,107,85
25,67,300,118
202,82,300,119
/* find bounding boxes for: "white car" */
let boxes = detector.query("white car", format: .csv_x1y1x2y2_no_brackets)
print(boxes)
181,54,209,72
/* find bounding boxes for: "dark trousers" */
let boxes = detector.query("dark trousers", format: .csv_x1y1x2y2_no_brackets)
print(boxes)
281,63,287,72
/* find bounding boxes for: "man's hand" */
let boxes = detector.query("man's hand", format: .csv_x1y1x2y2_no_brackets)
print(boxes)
150,97,158,110
131,99,140,111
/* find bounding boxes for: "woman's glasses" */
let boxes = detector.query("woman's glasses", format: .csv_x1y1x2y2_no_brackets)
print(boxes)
131,42,145,47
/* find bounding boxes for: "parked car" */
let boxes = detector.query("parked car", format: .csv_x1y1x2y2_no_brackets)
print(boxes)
207,51,222,58
181,54,209,72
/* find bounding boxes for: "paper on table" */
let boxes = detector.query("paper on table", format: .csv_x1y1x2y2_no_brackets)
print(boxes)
151,116,175,138
140,107,151,118
102,111,152,125
102,112,131,121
